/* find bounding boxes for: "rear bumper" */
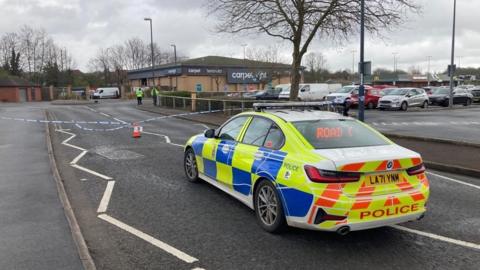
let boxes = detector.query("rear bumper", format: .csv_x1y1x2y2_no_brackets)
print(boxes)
283,173,430,232
378,102,401,109
287,211,425,232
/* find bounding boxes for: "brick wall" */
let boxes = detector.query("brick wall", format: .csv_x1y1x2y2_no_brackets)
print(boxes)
0,87,18,102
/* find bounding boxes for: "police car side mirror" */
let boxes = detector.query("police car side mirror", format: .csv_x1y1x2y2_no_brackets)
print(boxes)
204,129,216,138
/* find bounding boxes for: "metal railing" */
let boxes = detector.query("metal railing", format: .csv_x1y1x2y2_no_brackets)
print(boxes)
156,94,342,115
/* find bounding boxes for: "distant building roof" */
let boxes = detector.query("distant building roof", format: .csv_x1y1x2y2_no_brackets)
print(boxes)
128,55,293,74
0,75,39,87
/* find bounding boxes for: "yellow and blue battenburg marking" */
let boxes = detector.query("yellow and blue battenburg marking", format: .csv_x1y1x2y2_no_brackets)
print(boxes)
188,125,429,232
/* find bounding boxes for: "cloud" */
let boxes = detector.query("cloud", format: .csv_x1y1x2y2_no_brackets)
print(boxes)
0,0,477,72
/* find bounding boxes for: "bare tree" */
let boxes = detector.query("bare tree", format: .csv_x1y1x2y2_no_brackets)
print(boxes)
0,32,19,69
304,52,326,72
246,44,285,63
209,0,420,100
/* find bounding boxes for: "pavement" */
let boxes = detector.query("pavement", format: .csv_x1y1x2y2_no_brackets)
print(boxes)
0,103,83,270
137,101,480,176
36,100,479,269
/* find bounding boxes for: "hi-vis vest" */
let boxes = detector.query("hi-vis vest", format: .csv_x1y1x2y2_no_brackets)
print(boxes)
135,88,144,97
151,87,159,96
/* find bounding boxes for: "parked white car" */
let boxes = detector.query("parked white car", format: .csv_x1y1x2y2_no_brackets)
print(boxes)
92,87,120,99
276,84,291,100
378,88,429,111
297,83,331,101
325,85,357,104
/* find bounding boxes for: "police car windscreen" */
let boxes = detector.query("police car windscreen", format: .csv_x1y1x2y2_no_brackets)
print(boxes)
292,120,389,149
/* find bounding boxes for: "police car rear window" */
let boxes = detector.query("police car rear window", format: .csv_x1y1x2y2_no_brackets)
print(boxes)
292,120,389,149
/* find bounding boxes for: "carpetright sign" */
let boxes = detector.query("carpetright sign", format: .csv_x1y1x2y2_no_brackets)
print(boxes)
227,69,271,84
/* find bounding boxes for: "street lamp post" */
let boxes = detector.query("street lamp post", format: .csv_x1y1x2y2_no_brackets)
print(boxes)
351,49,357,83
171,44,177,90
449,0,456,108
358,0,365,122
427,56,432,86
392,52,398,85
144,18,154,87
241,44,247,60
241,44,247,91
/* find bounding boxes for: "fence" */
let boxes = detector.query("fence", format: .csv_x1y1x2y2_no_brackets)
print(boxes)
156,94,340,115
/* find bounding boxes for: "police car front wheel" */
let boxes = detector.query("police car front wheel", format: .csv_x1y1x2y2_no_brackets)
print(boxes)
184,148,199,183
254,180,286,233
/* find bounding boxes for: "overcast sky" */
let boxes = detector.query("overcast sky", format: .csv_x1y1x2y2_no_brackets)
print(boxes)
1,0,479,73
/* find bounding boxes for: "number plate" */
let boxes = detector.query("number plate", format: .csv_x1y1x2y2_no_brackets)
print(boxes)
365,173,403,186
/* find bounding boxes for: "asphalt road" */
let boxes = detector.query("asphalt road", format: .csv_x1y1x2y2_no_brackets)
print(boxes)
359,106,480,144
39,101,479,270
0,103,82,270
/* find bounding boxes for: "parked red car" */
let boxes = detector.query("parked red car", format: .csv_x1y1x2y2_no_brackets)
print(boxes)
350,86,383,109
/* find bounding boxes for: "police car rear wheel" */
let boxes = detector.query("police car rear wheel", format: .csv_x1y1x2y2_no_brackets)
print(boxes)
184,148,199,182
254,180,286,233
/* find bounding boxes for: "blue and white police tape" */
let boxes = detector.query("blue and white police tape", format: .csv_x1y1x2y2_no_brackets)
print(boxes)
0,109,227,131
0,116,124,126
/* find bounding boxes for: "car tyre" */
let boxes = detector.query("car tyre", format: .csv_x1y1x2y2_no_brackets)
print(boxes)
184,148,200,183
367,102,375,110
464,99,472,106
254,180,287,233
421,101,428,109
400,102,408,111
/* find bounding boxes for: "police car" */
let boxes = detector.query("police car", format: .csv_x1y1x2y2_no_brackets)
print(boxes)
184,102,429,234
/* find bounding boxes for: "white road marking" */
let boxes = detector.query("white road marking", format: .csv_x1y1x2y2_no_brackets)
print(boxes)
195,123,210,130
97,181,115,213
80,178,88,181
100,112,111,117
71,164,113,180
391,225,480,251
113,117,128,124
70,150,87,165
191,268,206,270
86,106,98,113
98,214,198,263
143,131,183,147
369,121,479,127
427,171,480,190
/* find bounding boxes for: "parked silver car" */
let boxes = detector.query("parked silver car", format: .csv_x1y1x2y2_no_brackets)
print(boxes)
378,88,429,111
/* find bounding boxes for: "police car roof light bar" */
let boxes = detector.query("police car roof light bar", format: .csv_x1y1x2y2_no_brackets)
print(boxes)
253,101,333,112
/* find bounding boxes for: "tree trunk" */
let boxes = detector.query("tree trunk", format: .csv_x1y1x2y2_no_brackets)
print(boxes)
289,48,302,101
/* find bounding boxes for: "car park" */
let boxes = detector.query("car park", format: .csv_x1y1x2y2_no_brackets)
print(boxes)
378,88,429,111
429,88,474,106
92,87,120,99
184,102,429,233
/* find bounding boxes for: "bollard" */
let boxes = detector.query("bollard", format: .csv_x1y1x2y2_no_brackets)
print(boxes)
208,100,212,112
241,101,245,112
223,101,226,115
172,96,176,109
191,92,197,112
49,85,54,101
183,98,186,109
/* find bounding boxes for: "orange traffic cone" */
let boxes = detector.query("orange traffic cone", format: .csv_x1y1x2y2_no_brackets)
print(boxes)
132,123,142,138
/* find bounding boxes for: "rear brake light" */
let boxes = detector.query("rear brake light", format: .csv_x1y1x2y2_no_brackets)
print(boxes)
407,163,426,176
304,165,361,183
